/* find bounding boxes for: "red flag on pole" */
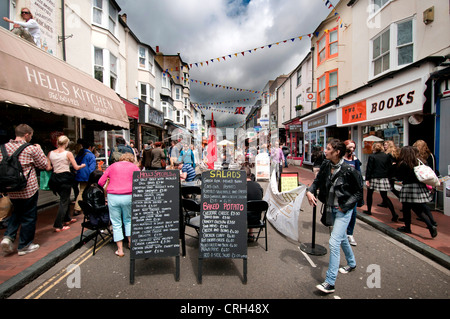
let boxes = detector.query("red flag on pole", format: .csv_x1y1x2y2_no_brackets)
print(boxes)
206,113,217,169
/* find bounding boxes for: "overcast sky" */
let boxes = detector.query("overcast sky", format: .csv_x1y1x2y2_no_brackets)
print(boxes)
116,0,332,127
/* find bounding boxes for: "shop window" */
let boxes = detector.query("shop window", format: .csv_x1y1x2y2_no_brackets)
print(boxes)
304,129,325,163
317,27,338,65
361,120,404,173
317,69,338,107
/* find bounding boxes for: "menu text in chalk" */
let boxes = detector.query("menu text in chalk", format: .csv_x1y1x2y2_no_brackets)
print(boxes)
199,170,247,259
131,170,180,259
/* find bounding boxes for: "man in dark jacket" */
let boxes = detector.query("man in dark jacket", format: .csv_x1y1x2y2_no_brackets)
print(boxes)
109,137,133,165
306,139,363,294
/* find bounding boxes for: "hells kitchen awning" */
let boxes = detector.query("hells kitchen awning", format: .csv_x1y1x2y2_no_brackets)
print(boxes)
0,27,129,129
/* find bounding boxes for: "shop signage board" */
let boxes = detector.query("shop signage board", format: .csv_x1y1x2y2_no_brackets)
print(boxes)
130,170,180,283
198,170,247,283
280,172,299,192
338,79,425,126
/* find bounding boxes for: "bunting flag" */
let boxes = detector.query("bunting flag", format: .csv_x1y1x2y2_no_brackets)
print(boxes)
198,97,258,107
199,105,251,115
192,0,345,120
190,78,260,94
188,32,316,68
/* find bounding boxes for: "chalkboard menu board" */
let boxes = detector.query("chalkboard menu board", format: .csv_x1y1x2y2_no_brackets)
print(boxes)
130,170,180,259
199,170,247,259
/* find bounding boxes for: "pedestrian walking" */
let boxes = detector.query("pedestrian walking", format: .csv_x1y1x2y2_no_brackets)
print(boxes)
73,139,97,216
378,140,401,206
282,143,289,168
178,143,195,168
306,139,363,294
413,140,438,175
168,140,179,167
109,137,134,165
311,146,325,177
343,140,362,246
271,142,284,181
98,152,140,257
363,142,399,222
47,135,85,232
148,141,166,170
395,146,437,238
0,124,48,256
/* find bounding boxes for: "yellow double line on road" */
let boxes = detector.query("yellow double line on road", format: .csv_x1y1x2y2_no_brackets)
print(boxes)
24,235,111,299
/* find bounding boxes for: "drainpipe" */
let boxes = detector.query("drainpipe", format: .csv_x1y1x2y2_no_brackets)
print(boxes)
61,0,66,61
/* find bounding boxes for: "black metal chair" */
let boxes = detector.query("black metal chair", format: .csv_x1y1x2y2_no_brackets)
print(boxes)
247,200,269,251
181,185,202,203
181,198,201,235
78,200,112,255
180,198,201,256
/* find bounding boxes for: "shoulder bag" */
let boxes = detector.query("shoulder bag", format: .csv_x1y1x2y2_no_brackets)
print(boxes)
414,159,440,187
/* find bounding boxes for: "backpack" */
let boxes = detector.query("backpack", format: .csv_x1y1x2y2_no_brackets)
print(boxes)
0,143,31,193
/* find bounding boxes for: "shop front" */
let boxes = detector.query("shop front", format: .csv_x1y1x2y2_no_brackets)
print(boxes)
138,99,165,148
337,59,438,175
301,104,348,165
283,117,303,166
0,27,129,204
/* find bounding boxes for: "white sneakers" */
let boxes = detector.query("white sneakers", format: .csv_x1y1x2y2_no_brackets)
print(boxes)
347,235,357,246
1,237,40,256
18,243,40,256
1,237,14,254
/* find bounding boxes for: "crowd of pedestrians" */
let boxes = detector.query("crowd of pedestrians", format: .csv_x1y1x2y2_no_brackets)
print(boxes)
0,124,441,296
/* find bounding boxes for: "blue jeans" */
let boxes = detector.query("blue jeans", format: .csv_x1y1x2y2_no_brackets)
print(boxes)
107,194,132,242
325,207,356,286
4,191,39,249
346,204,357,236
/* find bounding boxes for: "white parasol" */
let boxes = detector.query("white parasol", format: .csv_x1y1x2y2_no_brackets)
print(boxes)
363,135,384,142
217,139,235,146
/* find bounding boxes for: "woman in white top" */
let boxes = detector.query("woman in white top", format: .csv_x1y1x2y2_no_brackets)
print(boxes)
47,135,85,232
3,7,41,46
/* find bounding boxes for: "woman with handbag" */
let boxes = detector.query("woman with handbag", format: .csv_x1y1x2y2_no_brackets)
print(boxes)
47,135,85,232
149,141,166,170
306,139,363,294
395,146,437,238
